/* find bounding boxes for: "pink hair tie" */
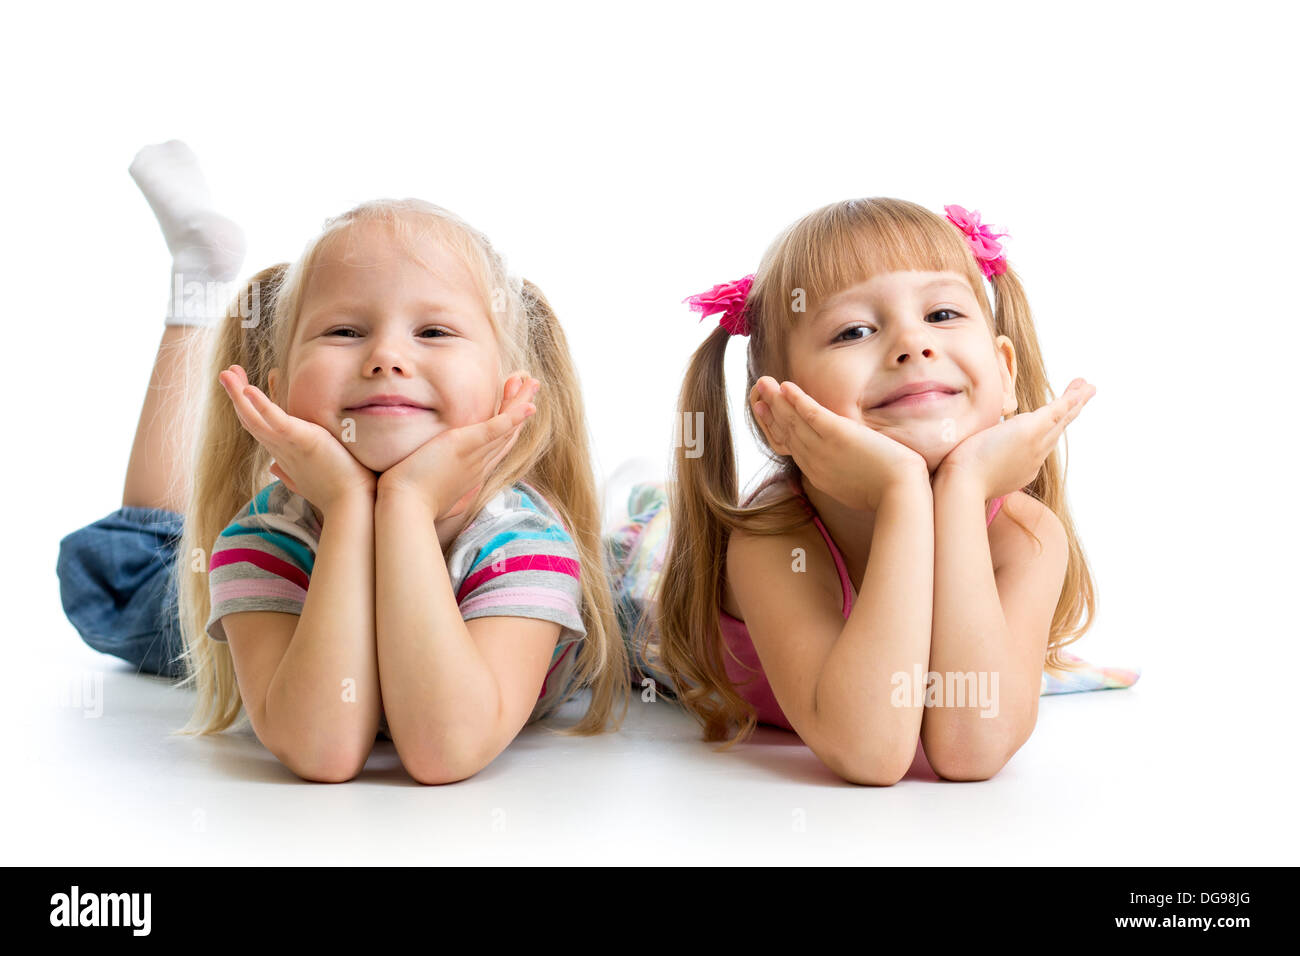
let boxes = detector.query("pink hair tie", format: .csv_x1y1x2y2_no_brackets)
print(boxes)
944,204,1010,279
684,274,755,337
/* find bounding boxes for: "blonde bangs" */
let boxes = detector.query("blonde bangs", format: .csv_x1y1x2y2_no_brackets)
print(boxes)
753,198,991,333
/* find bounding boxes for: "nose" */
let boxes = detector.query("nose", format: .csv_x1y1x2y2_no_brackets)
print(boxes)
890,318,938,363
362,326,413,377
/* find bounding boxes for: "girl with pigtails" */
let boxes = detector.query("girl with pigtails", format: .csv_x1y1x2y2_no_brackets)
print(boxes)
610,197,1135,785
58,141,629,784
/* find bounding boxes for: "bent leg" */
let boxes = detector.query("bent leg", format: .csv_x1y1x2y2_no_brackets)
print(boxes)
122,324,210,513
57,506,186,678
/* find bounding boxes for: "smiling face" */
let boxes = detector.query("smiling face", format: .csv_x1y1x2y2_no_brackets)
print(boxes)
267,219,503,473
785,269,1017,472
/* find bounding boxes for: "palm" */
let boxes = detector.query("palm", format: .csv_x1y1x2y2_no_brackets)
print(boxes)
939,379,1096,498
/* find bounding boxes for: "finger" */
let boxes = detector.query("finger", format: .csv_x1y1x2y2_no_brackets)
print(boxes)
242,385,304,442
482,428,521,475
1042,383,1094,446
753,398,789,448
749,376,779,409
1057,379,1092,408
220,372,273,440
473,407,528,460
454,404,535,464
497,373,523,414
784,415,814,464
757,381,799,434
501,377,540,417
1054,381,1094,419
751,400,784,452
777,382,831,442
1057,384,1095,430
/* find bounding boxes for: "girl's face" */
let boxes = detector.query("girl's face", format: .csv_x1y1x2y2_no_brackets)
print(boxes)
268,220,502,473
785,269,1017,473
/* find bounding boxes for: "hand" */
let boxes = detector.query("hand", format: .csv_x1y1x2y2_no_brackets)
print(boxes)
376,372,539,520
750,376,930,512
935,377,1096,499
219,364,377,516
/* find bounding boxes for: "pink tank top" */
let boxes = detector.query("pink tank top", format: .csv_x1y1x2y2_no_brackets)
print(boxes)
718,477,1009,733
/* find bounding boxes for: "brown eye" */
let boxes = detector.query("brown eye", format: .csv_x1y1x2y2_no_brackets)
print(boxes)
833,325,869,343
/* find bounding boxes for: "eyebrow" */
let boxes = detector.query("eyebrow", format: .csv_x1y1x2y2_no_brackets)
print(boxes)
303,300,461,324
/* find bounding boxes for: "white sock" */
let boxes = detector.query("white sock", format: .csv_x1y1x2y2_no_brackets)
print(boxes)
129,140,248,326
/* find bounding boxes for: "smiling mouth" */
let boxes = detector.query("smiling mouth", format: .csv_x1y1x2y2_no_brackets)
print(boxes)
873,390,960,410
344,404,434,415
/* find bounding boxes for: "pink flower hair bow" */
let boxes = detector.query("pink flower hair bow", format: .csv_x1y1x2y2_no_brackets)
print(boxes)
683,274,755,337
944,205,1010,279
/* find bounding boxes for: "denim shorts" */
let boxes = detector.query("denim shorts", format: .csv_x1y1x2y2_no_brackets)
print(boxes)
56,506,187,678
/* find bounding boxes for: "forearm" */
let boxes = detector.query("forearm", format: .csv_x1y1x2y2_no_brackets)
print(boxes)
814,478,934,774
925,469,1030,767
374,487,500,781
264,495,379,773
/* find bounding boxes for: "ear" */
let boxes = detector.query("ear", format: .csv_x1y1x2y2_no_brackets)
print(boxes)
994,335,1018,416
267,367,282,407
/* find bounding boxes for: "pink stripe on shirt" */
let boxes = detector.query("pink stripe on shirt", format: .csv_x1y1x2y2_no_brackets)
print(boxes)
211,576,308,608
210,547,310,591
456,554,580,604
458,586,580,620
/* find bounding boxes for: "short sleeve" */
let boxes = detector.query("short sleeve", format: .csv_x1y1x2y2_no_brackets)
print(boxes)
452,496,588,649
205,483,320,642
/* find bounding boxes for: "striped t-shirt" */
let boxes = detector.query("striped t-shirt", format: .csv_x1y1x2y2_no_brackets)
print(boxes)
205,479,587,733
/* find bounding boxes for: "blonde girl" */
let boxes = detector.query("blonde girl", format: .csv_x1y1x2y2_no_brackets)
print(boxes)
58,142,628,785
617,197,1101,785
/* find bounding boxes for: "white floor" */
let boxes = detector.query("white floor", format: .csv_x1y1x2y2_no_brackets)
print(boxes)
6,626,1294,865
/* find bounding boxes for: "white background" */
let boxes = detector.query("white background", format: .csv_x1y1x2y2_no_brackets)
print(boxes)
3,0,1297,865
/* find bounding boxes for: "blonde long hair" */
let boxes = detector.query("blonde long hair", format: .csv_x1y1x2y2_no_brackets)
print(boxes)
169,199,629,739
645,197,1097,746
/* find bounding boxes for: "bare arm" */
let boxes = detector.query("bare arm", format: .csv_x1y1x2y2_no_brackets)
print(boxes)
923,474,1067,780
373,486,558,785
731,475,935,785
223,492,379,782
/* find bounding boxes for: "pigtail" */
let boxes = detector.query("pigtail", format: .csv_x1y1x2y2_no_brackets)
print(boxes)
171,263,288,736
649,315,811,748
480,278,632,736
989,265,1097,672
654,326,753,744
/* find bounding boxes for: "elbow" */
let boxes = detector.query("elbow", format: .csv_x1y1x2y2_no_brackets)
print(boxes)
272,732,370,784
826,739,917,787
282,749,367,784
925,733,1016,782
402,738,492,786
407,752,485,786
925,708,1034,781
929,751,1008,782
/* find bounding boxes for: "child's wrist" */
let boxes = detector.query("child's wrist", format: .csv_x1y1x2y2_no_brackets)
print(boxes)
375,476,438,517
931,462,987,499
